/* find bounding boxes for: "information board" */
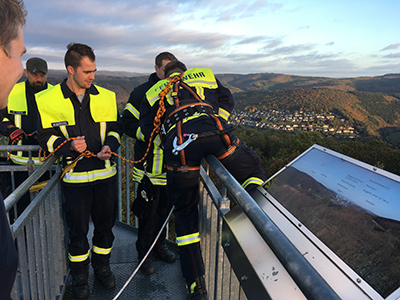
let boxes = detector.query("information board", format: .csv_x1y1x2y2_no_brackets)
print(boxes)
265,145,400,298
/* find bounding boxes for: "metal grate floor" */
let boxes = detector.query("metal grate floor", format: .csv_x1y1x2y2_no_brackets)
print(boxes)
63,222,187,300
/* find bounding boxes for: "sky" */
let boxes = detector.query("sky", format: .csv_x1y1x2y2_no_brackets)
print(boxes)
22,0,400,78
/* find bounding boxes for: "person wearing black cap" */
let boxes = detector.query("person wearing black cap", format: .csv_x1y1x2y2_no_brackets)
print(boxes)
0,57,53,219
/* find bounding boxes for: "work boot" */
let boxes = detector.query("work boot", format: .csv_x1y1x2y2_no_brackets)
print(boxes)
139,257,155,275
154,243,176,263
186,276,208,300
94,265,116,289
71,273,89,299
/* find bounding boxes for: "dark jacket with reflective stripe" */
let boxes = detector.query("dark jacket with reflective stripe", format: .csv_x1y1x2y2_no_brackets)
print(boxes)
37,80,123,185
0,81,51,164
122,73,166,185
139,69,234,141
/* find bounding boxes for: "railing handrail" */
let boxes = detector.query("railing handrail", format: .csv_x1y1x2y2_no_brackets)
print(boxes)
4,153,59,211
0,145,41,151
205,154,341,300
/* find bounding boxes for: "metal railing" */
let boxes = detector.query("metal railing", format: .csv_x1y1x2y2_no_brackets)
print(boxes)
1,146,67,300
2,140,341,300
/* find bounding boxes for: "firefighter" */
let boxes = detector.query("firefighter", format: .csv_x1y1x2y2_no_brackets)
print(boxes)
139,60,266,300
36,43,123,299
122,52,176,275
0,1,27,299
0,57,52,219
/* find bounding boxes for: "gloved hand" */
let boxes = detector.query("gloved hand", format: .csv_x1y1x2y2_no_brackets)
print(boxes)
8,127,26,143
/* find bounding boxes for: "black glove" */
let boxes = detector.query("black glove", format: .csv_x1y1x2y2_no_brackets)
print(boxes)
131,175,155,218
8,127,26,143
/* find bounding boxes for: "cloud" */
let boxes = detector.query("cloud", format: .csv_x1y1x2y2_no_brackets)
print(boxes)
21,0,400,78
381,43,400,51
383,52,400,59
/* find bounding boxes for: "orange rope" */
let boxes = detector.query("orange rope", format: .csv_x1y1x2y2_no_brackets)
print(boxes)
37,75,182,165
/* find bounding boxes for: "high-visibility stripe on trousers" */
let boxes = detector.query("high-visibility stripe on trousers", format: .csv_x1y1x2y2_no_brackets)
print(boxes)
176,232,200,246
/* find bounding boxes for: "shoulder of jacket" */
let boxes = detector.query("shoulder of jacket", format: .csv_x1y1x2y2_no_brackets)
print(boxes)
94,85,116,97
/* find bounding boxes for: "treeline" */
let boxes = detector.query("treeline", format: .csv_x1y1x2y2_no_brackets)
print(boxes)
354,91,400,124
232,87,400,137
234,126,400,179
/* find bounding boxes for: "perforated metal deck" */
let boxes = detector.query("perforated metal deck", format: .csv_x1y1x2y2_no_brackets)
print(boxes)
63,222,187,300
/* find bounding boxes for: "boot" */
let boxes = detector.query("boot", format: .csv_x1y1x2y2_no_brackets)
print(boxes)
71,273,89,299
154,243,176,263
186,276,208,300
139,256,155,275
94,265,116,289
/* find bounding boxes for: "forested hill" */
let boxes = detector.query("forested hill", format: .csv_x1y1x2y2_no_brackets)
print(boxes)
46,70,400,137
215,73,400,137
216,73,400,94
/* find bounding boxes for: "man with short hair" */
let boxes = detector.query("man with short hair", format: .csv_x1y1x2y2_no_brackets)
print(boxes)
0,57,52,219
122,52,177,275
0,0,27,299
37,43,123,299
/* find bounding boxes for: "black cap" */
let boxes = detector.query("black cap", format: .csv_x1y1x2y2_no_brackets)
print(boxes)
26,57,48,74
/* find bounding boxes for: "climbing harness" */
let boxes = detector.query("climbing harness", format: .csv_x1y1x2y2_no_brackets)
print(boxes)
112,205,175,300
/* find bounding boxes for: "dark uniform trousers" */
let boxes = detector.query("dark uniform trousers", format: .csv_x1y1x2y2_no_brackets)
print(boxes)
63,176,118,274
136,185,172,259
163,117,266,280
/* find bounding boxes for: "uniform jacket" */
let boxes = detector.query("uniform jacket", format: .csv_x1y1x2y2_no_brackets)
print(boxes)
36,80,123,185
139,68,234,141
0,81,52,165
122,72,166,185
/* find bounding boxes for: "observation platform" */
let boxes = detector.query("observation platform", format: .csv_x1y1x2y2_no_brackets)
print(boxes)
63,222,187,300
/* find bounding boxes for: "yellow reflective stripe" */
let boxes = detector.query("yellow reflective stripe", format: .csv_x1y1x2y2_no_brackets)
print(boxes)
218,107,230,121
132,167,166,185
93,245,112,255
60,125,69,138
68,250,90,262
14,114,22,128
100,122,106,145
9,154,44,165
136,127,145,141
47,135,59,152
190,281,196,294
107,131,121,143
125,103,139,119
176,232,200,246
167,113,219,133
63,164,117,183
152,136,164,175
194,86,205,100
242,177,265,189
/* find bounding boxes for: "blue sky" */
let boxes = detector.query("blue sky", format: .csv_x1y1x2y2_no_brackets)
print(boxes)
22,0,400,78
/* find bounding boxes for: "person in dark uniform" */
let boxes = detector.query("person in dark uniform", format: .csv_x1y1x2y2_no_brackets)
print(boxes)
37,43,123,299
0,57,52,220
139,60,266,300
0,0,27,299
122,52,176,275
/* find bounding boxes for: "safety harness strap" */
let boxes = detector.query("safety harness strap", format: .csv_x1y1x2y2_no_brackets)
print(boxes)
164,102,216,133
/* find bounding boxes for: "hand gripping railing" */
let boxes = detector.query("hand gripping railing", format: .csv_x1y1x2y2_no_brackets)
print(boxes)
205,155,342,300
